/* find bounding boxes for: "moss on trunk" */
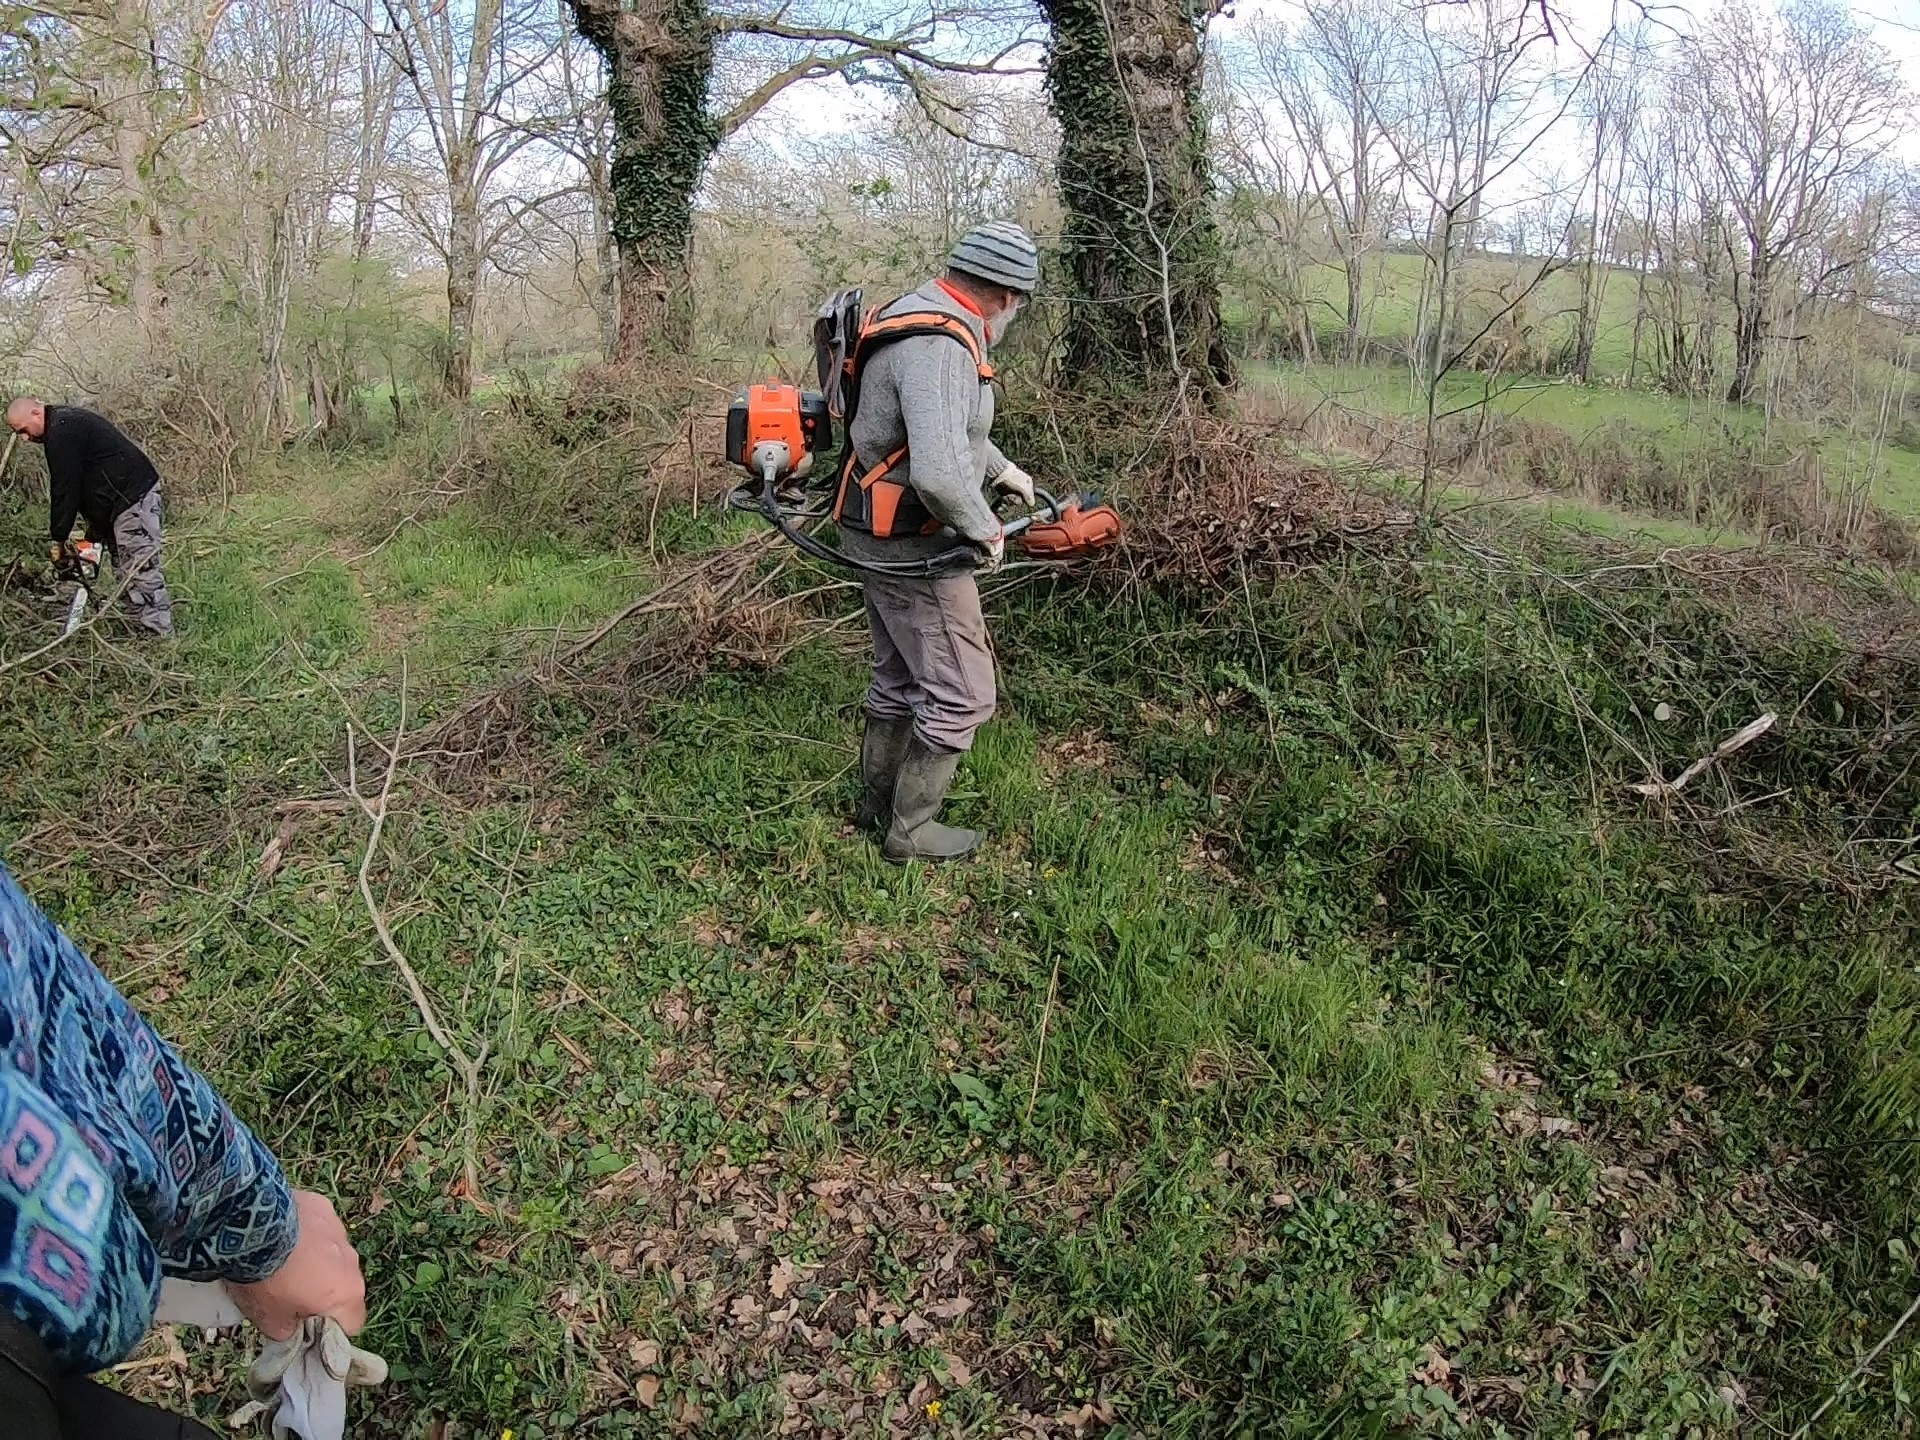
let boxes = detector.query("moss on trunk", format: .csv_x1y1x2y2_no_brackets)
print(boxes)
569,0,718,360
1039,0,1233,401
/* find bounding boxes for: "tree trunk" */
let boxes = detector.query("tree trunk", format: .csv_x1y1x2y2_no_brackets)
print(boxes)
1573,238,1599,382
352,45,397,265
445,162,481,400
588,155,619,358
569,0,718,363
1728,266,1767,404
103,58,166,335
1039,0,1232,401
1344,255,1363,361
1342,96,1368,362
259,198,295,438
1627,248,1648,386
308,349,348,435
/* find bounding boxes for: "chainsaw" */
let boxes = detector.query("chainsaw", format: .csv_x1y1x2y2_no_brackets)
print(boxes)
723,379,1121,578
50,540,105,637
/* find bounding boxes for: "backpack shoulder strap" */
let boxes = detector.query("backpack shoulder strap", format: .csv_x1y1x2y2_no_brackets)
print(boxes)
833,301,996,506
853,307,991,379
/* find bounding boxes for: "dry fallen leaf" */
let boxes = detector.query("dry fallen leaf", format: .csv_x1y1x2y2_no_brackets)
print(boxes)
226,1400,271,1430
629,1338,661,1369
1414,1343,1453,1389
769,1257,798,1299
1057,1398,1118,1431
634,1376,661,1409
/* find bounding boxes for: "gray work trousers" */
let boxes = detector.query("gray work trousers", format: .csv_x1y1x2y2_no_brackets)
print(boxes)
862,569,997,752
90,488,173,636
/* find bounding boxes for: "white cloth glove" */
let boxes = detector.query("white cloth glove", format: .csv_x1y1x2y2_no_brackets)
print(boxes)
250,1315,388,1440
992,463,1035,508
155,1279,387,1440
976,528,1006,575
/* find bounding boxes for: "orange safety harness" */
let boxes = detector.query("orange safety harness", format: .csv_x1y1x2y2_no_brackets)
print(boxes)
829,303,996,540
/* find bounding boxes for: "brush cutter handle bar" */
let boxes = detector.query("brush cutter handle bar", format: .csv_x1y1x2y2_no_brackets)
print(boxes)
734,477,1085,578
996,487,1064,541
751,474,985,579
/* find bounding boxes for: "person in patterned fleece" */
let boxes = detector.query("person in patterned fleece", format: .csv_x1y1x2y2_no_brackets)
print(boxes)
0,862,366,1438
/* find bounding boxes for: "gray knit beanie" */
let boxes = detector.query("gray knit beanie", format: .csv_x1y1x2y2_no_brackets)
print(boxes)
948,221,1040,294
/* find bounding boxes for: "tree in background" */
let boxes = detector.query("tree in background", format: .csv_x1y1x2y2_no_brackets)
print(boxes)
379,0,563,401
1231,0,1402,364
1680,0,1907,404
0,0,228,337
566,0,1040,363
1563,23,1642,382
565,0,717,360
1039,0,1232,402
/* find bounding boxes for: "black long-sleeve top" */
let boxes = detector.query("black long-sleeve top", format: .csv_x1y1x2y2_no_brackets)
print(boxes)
44,405,159,542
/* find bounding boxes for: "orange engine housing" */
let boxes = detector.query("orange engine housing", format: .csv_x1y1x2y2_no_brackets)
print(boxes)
726,382,829,482
1017,499,1122,560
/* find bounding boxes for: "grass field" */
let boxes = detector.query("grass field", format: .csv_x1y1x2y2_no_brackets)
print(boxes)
1233,252,1653,381
1,440,1917,1436
1223,249,1920,527
1245,358,1920,529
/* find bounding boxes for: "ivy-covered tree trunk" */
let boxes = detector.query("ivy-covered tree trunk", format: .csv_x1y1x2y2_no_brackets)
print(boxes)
1039,0,1233,401
568,0,718,361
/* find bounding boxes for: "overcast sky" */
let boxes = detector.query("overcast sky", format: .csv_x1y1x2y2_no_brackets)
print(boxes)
746,0,1920,169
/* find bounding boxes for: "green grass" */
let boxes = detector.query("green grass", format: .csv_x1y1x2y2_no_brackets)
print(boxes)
1225,245,1920,531
1251,358,1920,526
1228,252,1663,380
1,457,1916,1437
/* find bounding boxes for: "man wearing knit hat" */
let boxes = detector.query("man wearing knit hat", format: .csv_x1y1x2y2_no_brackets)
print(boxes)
838,220,1042,863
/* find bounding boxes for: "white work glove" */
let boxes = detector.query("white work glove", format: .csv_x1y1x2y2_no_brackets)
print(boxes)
155,1279,387,1440
976,528,1006,575
992,463,1035,508
249,1315,389,1440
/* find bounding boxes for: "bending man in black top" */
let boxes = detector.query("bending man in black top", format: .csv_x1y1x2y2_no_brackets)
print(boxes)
7,398,174,637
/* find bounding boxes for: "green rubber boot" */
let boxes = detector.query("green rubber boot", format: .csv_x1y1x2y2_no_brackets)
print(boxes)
855,714,914,833
882,736,982,863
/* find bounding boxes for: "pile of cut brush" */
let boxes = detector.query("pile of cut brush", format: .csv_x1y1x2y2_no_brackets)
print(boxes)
1114,417,1412,584
422,405,1424,779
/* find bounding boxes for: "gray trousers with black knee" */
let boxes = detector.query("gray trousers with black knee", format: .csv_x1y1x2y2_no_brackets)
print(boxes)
96,489,173,636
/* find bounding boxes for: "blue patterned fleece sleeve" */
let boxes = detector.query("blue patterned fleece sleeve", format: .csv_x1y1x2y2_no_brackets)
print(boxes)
0,864,298,1372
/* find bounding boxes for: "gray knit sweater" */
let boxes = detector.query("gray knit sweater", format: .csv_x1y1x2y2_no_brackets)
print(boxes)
841,280,1010,560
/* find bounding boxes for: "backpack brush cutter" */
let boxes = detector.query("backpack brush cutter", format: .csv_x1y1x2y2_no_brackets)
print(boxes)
723,289,1121,578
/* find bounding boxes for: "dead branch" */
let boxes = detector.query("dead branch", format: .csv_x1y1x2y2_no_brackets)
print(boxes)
0,567,138,677
1631,712,1779,799
347,660,492,1211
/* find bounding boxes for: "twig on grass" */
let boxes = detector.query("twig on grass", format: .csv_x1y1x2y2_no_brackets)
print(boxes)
1631,712,1778,799
1025,956,1061,1128
1789,1287,1920,1438
346,659,492,1212
0,567,137,676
